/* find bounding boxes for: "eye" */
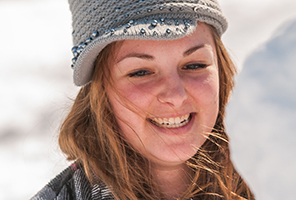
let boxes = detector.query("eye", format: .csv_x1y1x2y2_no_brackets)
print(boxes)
183,63,208,70
128,69,154,78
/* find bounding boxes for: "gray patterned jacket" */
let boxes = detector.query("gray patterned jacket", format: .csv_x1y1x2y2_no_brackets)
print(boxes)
31,164,198,200
31,163,114,200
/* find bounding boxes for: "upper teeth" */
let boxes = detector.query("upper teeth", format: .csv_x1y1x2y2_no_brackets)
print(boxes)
150,114,190,128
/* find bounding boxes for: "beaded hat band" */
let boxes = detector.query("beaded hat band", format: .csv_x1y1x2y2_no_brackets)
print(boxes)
68,0,228,86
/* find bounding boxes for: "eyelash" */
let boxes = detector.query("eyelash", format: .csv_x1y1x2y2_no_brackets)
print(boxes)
128,63,207,78
183,63,208,70
128,70,154,78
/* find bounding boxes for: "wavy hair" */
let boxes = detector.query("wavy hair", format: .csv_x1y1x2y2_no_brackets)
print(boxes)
59,25,254,200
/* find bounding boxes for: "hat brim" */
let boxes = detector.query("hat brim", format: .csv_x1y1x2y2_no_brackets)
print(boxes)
73,15,224,86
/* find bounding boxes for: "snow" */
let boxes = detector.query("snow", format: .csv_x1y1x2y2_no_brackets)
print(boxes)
0,0,77,199
227,19,296,200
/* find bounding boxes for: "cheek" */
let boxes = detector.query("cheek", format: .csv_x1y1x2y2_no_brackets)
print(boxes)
107,91,152,153
186,72,219,106
107,94,140,138
106,86,149,136
114,82,155,110
107,87,140,121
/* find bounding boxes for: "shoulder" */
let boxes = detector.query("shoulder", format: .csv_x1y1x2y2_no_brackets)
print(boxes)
31,163,102,200
30,163,85,199
31,163,115,200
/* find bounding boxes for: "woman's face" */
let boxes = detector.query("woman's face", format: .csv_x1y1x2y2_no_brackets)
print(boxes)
106,23,219,168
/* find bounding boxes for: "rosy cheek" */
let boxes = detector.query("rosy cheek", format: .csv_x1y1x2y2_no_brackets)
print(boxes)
117,85,146,104
116,80,157,106
187,73,218,97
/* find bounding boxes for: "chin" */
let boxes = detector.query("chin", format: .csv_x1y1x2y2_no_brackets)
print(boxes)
144,137,207,168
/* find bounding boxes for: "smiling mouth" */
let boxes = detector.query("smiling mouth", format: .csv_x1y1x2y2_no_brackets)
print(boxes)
149,113,192,128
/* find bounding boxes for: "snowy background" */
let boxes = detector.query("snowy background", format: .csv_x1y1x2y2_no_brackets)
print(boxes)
0,0,296,199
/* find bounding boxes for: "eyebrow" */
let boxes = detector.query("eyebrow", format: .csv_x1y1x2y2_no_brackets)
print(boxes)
116,53,154,63
116,44,206,63
183,44,206,57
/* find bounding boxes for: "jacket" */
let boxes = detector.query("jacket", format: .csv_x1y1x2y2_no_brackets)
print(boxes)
31,163,114,200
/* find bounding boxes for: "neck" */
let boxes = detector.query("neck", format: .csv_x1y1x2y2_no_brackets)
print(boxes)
151,163,192,200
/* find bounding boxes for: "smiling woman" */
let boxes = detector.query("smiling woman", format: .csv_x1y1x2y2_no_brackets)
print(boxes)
106,25,219,169
32,0,254,199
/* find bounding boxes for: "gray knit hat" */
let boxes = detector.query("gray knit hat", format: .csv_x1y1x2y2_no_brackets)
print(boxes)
69,0,228,86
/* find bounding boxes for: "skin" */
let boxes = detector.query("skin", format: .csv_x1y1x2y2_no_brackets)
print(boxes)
106,23,219,199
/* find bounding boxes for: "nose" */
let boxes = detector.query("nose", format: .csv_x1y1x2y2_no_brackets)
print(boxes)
157,74,188,108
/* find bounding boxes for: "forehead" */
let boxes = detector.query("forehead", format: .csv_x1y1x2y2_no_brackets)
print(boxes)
116,23,215,57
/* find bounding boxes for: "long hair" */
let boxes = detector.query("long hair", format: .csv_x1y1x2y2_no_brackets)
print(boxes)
59,26,254,199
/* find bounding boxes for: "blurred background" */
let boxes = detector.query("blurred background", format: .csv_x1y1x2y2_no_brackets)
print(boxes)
0,0,295,199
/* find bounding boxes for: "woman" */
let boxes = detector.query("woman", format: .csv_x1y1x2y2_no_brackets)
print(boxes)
32,0,254,199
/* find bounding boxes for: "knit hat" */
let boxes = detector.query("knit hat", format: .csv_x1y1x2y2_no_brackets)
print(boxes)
68,0,228,86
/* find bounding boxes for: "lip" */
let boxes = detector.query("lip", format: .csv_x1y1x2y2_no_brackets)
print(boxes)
147,113,195,135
